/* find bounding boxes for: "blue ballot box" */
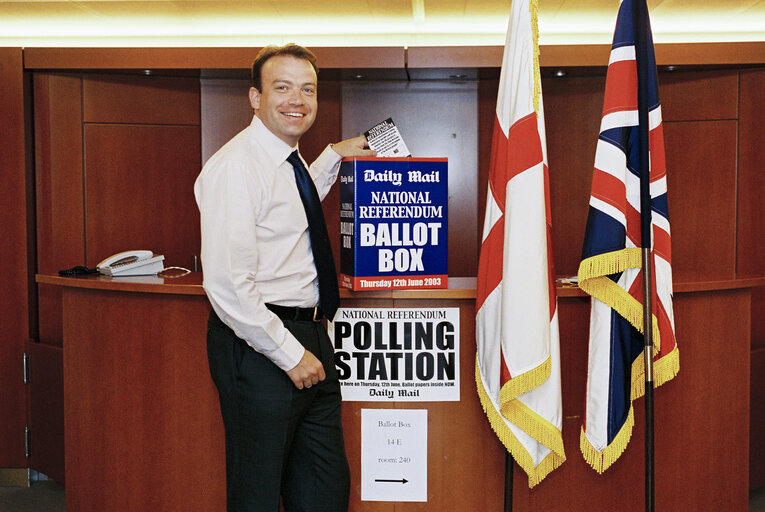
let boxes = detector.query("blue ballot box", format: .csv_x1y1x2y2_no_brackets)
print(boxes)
339,157,448,291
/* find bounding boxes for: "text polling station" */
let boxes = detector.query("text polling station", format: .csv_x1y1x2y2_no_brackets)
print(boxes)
329,308,460,402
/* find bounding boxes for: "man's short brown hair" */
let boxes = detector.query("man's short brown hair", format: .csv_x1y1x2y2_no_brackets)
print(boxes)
251,44,319,91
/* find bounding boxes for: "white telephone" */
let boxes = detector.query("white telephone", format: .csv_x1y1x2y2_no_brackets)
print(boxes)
97,250,165,277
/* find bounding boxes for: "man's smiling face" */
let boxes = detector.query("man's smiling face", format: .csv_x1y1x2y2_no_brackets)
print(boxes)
249,54,318,147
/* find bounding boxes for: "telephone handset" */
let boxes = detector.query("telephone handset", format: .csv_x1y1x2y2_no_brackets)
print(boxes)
97,250,165,277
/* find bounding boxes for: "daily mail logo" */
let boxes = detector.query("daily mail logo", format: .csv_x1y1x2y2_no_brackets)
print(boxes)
339,157,448,291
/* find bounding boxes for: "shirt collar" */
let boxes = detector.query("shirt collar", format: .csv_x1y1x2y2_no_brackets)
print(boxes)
248,115,300,168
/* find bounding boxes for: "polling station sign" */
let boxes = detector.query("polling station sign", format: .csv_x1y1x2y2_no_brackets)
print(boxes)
339,157,448,291
329,308,460,402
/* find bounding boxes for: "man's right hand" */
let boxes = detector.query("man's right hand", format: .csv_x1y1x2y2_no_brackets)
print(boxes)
331,135,377,158
285,350,326,389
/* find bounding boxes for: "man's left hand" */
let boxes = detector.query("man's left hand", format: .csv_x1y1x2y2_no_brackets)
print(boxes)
332,135,377,158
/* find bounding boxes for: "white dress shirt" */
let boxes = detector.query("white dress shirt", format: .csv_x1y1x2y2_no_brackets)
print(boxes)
194,115,342,371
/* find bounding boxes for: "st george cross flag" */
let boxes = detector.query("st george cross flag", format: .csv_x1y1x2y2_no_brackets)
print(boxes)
578,0,679,474
475,0,565,488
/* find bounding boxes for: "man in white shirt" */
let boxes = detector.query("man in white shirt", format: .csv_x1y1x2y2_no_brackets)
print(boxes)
194,44,375,512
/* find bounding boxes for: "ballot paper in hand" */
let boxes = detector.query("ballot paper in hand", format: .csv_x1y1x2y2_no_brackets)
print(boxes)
364,118,411,158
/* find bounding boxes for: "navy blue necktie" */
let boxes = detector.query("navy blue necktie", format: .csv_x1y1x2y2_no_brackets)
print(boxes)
287,151,340,320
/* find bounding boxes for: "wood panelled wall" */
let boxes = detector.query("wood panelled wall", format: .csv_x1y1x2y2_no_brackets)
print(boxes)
32,72,202,480
22,59,765,500
0,48,31,470
740,69,765,488
752,284,765,487
35,72,202,341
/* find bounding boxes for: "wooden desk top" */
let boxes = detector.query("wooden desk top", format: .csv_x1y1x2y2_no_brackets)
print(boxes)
36,273,481,299
36,273,765,299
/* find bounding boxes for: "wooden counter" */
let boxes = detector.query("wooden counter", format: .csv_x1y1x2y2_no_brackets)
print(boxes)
37,273,763,511
38,274,503,511
42,273,223,511
36,273,479,298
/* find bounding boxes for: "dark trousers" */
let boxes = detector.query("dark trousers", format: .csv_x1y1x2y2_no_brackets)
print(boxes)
206,310,350,512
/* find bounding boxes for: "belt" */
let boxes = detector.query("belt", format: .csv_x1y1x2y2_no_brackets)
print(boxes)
266,303,324,322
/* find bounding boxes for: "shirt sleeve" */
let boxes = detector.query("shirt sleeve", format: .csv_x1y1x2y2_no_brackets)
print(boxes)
309,144,343,201
195,156,306,372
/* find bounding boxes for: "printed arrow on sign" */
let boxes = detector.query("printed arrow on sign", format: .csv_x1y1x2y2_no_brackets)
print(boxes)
374,478,409,484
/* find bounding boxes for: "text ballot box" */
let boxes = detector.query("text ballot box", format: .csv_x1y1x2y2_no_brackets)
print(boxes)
339,157,448,291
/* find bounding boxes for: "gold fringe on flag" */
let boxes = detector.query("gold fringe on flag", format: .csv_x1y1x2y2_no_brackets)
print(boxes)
502,392,565,459
581,346,679,474
529,0,541,114
499,356,551,402
476,360,566,487
580,407,635,474
653,345,680,386
577,248,662,356
631,344,680,399
578,247,680,473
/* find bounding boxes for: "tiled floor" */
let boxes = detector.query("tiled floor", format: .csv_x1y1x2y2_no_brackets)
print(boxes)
1,482,764,511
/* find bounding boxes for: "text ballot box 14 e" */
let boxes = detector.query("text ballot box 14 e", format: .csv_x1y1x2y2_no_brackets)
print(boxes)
339,157,448,291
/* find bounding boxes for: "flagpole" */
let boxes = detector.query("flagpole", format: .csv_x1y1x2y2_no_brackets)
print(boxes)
504,453,513,512
634,0,655,511
640,247,655,512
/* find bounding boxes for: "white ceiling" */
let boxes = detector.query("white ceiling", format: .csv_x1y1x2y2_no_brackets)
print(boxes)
1,0,764,47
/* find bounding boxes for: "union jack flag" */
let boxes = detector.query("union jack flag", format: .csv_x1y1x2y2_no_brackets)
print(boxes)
475,0,565,487
578,0,679,473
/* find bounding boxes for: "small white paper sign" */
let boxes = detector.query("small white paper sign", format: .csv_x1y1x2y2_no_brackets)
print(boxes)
361,409,427,502
364,117,411,158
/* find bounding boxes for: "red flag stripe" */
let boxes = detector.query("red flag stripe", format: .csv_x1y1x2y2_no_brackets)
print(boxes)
488,117,510,210
501,112,544,185
653,226,672,264
649,125,667,181
626,203,642,247
476,216,505,310
591,167,628,215
602,60,638,115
